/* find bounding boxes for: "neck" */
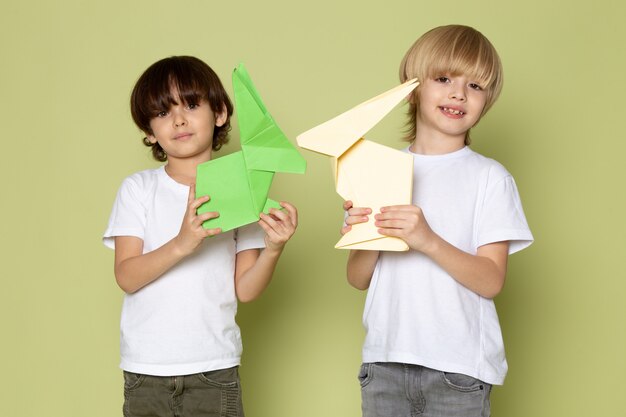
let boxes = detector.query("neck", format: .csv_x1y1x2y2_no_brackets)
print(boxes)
164,150,212,186
411,128,467,155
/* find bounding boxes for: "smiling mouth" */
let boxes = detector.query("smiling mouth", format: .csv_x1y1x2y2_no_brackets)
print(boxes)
441,107,465,116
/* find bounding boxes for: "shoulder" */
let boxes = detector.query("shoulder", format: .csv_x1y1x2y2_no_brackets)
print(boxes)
119,167,163,191
116,167,163,201
121,167,162,186
465,149,512,183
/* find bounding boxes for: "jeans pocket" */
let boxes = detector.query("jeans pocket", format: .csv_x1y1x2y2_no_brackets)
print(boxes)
197,367,239,389
123,371,146,392
196,369,242,417
358,363,374,388
440,372,488,393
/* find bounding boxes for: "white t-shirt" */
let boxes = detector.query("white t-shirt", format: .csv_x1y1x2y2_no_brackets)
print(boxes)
362,146,533,385
103,166,265,376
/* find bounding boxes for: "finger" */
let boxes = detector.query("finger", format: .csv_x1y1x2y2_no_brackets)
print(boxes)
190,195,211,211
258,218,283,242
203,227,222,237
348,207,372,216
260,213,294,239
380,205,419,213
374,210,412,221
259,212,281,230
279,202,298,226
343,200,354,211
340,225,352,235
197,211,220,223
377,228,401,237
268,207,295,228
345,215,369,226
375,218,409,228
268,207,289,222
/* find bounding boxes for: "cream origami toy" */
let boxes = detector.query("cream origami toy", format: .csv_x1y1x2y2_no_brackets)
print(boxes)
297,79,419,251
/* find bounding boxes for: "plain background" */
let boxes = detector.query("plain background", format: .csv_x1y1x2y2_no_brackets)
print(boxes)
1,0,624,416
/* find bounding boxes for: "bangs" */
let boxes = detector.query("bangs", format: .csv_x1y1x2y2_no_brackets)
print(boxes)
424,37,501,88
142,66,209,117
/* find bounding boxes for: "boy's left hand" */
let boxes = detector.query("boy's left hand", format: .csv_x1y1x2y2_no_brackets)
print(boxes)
258,202,298,251
375,204,436,253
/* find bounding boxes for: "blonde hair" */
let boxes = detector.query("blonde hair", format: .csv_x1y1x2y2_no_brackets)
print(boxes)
399,25,503,144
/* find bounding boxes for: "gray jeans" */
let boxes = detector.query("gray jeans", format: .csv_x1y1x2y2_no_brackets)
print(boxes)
123,366,244,417
359,362,492,417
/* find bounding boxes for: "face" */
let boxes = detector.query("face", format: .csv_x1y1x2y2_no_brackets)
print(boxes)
415,74,488,145
147,91,226,163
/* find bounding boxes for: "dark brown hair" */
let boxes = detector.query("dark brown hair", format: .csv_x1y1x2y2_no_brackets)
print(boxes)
130,56,233,161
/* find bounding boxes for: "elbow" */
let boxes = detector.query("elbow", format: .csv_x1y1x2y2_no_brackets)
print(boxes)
347,275,370,291
480,276,506,299
235,285,264,303
116,278,139,295
114,270,140,295
236,292,258,303
481,288,501,300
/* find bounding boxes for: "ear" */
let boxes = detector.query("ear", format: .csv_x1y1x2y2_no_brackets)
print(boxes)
146,133,158,144
214,105,228,127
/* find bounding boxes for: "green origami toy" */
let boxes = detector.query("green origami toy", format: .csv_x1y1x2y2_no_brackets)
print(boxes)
195,64,306,232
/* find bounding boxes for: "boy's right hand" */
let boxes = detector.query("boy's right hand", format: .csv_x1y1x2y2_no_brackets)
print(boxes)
174,183,221,256
341,200,372,235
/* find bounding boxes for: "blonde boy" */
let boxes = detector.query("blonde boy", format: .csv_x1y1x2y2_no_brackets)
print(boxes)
343,25,533,417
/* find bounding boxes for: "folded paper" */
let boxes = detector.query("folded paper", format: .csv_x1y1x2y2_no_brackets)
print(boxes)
297,79,419,251
196,64,306,232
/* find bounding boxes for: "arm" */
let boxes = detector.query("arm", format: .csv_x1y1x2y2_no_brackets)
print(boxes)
375,205,509,299
234,202,298,303
342,200,380,290
114,184,221,294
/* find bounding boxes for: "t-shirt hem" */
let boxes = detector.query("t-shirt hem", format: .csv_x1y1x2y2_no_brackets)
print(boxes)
103,227,145,249
362,350,506,385
120,357,241,377
478,229,534,255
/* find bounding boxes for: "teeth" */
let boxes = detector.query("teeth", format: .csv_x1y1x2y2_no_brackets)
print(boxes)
442,107,464,115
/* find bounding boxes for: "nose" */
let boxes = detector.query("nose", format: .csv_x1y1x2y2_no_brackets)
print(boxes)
449,86,466,101
172,108,187,127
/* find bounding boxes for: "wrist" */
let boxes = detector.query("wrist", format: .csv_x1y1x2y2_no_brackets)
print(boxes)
419,231,442,256
171,235,192,259
262,244,284,258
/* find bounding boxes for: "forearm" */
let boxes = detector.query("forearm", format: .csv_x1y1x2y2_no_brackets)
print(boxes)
115,238,188,294
235,247,283,303
422,236,508,299
347,250,380,290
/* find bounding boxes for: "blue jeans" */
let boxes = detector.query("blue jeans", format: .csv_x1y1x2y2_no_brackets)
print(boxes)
359,363,491,417
123,366,244,417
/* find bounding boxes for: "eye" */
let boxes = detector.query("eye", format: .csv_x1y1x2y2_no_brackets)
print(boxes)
156,110,168,118
469,83,483,91
435,76,450,83
187,102,200,110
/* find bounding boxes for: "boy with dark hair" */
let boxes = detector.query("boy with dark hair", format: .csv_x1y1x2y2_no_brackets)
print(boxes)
104,56,297,417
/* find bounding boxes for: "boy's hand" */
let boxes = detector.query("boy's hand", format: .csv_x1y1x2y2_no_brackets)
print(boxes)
258,202,298,251
174,184,221,256
374,205,436,253
341,200,372,235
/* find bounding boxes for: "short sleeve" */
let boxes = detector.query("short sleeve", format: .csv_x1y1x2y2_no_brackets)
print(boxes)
234,222,266,253
477,175,533,254
102,176,147,249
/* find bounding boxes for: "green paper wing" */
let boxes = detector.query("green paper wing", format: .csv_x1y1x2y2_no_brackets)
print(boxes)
233,64,307,174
